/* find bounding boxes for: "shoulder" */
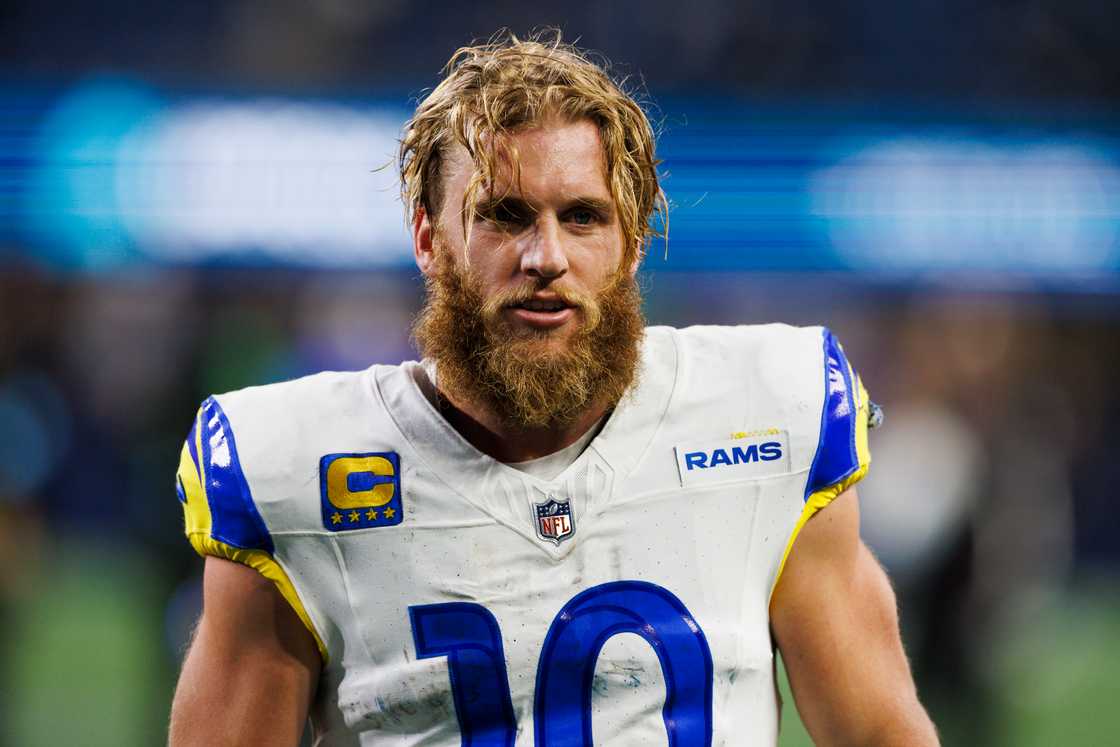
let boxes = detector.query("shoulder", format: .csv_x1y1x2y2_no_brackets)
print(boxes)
671,322,872,496
173,371,378,666
660,322,824,365
676,322,878,501
803,328,872,498
214,365,413,476
213,367,378,442
651,324,872,487
177,366,396,534
654,322,830,402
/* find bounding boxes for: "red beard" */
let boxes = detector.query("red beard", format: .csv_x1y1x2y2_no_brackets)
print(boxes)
413,255,645,428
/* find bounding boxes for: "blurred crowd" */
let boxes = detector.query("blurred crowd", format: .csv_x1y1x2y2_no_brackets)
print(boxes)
4,0,1117,98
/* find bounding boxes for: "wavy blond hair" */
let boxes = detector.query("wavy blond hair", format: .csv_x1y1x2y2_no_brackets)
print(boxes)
399,30,666,265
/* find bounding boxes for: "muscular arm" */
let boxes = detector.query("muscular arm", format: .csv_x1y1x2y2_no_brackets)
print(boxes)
169,557,321,747
770,488,938,747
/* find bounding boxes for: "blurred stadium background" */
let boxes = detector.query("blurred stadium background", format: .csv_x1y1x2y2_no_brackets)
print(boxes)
2,2,1119,745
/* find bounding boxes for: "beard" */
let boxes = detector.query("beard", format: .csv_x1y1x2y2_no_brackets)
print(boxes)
413,254,645,429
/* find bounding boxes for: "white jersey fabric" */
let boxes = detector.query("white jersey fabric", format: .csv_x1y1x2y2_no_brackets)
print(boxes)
176,324,872,746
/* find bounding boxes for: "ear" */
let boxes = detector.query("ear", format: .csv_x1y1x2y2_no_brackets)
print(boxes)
412,206,436,276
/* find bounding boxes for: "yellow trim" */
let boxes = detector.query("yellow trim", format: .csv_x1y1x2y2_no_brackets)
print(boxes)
186,532,329,664
179,412,211,538
177,416,329,665
730,427,781,439
854,376,871,469
768,376,873,605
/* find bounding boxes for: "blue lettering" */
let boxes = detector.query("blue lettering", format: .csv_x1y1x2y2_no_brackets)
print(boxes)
759,441,783,461
731,445,759,464
687,442,784,472
684,452,707,470
410,603,516,745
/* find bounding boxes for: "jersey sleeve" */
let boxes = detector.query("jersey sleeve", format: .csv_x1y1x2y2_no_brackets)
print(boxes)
771,328,873,595
175,395,328,663
803,328,872,504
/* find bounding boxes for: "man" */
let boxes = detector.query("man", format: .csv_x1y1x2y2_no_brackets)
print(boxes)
169,32,938,746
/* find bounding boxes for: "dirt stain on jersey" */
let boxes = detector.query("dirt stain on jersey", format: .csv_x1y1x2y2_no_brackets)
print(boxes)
592,657,647,696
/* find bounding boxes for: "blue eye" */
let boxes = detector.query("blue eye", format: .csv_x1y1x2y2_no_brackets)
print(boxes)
569,209,596,225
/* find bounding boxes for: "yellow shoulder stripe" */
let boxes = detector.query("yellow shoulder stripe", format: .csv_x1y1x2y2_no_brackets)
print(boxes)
177,425,329,664
768,376,872,606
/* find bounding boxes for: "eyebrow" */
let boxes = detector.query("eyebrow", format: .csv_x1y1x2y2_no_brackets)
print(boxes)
474,195,537,218
569,196,615,216
474,195,615,217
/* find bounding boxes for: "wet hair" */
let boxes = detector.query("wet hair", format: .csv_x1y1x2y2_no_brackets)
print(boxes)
399,29,666,264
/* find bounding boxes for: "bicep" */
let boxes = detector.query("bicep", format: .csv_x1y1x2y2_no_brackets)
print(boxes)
770,488,935,746
169,557,321,747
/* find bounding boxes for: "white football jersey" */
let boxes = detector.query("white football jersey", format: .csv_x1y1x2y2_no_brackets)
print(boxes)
176,324,872,746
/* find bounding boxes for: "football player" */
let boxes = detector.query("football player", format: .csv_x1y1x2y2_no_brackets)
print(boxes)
169,31,938,747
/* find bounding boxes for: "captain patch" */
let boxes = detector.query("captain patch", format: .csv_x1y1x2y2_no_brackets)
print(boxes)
320,451,404,530
675,431,791,488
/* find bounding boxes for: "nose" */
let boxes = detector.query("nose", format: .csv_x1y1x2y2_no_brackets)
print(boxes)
520,214,568,280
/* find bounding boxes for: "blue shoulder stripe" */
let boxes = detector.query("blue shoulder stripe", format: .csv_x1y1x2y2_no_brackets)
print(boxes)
804,328,860,499
198,396,274,553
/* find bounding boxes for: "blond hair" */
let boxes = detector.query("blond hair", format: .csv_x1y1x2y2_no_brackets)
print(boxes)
399,30,665,264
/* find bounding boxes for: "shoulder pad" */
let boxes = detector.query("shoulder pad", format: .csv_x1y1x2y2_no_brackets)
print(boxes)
175,394,329,662
177,395,272,553
804,328,872,500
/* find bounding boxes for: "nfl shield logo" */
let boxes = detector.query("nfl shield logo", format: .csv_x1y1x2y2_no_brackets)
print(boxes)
535,497,575,545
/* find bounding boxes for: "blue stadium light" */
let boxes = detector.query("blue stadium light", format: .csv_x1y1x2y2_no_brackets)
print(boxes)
21,80,412,269
9,82,1120,285
113,98,411,266
21,79,164,271
809,137,1120,276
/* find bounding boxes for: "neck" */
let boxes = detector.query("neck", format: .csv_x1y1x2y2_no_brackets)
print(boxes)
435,388,610,463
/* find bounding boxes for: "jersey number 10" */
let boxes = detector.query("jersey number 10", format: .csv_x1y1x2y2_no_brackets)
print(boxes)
409,580,713,746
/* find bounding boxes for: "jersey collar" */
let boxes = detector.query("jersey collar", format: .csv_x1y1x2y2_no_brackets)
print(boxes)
371,327,679,551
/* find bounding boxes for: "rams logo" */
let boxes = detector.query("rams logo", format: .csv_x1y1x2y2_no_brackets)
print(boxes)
319,451,404,530
675,432,791,487
683,442,783,471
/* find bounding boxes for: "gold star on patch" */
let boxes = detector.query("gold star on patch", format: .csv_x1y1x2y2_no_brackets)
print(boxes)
348,510,360,522
366,508,377,520
383,506,396,519
331,512,342,525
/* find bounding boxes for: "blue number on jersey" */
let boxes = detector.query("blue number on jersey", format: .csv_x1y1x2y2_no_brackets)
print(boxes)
410,603,518,747
535,581,713,746
410,581,713,746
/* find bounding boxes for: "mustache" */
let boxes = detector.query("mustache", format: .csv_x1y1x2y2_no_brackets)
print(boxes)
414,261,645,428
480,282,602,331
